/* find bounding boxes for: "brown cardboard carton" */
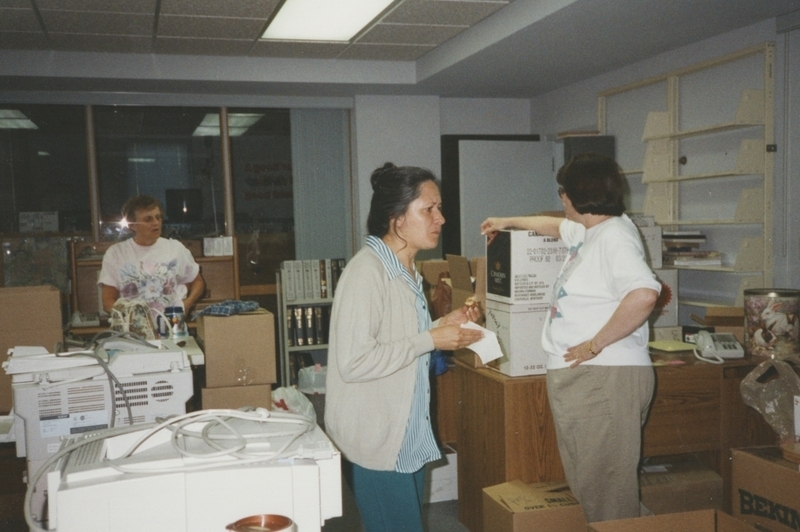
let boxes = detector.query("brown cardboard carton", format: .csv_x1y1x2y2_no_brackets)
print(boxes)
690,306,745,343
639,458,723,514
416,259,450,305
588,509,756,532
731,447,800,532
196,308,277,387
0,286,63,413
482,480,586,532
201,384,272,410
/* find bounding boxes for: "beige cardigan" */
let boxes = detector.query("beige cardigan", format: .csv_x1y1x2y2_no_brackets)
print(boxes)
324,246,436,471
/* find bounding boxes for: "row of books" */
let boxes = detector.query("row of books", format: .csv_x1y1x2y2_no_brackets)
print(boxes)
286,305,330,347
281,259,345,301
661,231,723,267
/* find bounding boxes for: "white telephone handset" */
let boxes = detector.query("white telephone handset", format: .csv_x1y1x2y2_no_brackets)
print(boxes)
693,330,744,364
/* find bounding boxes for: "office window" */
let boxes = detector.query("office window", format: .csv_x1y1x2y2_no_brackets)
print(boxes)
0,104,90,234
94,106,224,241
229,108,295,286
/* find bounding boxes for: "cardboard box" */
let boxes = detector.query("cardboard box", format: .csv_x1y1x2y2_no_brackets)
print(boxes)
588,509,756,532
690,306,745,344
651,326,683,342
424,444,457,503
486,230,567,305
201,384,272,410
416,259,450,306
639,458,723,515
732,447,800,532
0,286,63,413
649,269,678,328
196,309,277,387
485,300,548,377
482,480,585,532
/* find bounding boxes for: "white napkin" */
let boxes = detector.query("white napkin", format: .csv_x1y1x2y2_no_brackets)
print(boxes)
460,321,503,364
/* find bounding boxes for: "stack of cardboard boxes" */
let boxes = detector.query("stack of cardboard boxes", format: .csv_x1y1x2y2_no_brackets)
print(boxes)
196,308,276,409
484,230,567,377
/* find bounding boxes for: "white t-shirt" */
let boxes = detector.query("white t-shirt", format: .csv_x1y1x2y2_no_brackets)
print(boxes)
542,215,661,369
98,237,200,314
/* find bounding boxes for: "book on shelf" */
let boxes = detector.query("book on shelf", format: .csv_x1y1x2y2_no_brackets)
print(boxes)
311,260,322,299
302,261,314,300
304,306,316,345
320,259,329,299
286,310,297,347
281,262,296,301
293,306,305,346
292,261,304,301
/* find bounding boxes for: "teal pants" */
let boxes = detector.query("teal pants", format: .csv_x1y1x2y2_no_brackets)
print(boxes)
345,460,426,532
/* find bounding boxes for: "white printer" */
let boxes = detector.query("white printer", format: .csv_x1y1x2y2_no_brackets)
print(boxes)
3,336,194,525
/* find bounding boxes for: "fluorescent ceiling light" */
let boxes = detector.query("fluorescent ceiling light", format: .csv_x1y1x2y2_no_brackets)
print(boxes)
128,157,156,163
192,113,263,137
262,0,394,42
0,109,37,129
37,151,50,156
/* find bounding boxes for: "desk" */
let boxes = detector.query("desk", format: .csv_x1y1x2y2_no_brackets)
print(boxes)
455,355,776,532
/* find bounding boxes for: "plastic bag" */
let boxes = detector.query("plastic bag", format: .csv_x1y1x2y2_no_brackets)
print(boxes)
272,386,317,421
109,297,158,340
740,354,800,442
298,364,327,395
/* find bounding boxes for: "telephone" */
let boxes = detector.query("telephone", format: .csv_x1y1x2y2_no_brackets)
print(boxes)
693,330,744,364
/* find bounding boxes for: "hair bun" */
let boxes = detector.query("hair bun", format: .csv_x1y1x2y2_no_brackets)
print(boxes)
371,162,397,190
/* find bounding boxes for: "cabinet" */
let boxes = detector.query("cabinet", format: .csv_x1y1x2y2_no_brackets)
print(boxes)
598,43,774,315
455,355,776,532
275,260,342,387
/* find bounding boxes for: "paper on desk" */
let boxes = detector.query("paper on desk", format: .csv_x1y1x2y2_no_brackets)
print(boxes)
461,322,502,364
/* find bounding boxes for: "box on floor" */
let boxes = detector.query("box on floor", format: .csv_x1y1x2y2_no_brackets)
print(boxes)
201,384,272,410
639,456,723,514
424,443,457,504
0,285,63,414
196,308,277,387
731,447,800,532
587,509,756,532
482,480,586,532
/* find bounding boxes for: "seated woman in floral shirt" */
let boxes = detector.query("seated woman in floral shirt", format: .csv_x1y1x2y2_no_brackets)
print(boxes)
98,195,205,319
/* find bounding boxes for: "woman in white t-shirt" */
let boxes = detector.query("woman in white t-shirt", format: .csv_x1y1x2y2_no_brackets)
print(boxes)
99,195,205,316
480,153,661,523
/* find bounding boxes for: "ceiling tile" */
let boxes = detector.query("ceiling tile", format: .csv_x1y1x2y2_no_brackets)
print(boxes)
39,11,154,35
158,15,266,39
160,0,280,19
0,31,50,49
384,0,508,25
153,37,254,56
358,23,466,45
337,43,435,61
250,40,349,59
49,33,152,53
0,8,42,32
34,0,157,14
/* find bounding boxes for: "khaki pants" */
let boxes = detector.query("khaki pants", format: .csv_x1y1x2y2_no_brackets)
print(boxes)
546,365,654,523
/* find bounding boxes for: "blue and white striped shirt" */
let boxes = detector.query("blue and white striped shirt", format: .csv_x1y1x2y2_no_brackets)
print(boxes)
365,235,442,473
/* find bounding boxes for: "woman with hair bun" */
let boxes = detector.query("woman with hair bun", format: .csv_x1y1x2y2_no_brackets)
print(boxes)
325,162,483,532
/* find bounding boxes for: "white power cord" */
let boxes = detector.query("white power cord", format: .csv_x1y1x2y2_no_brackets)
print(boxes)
26,408,316,531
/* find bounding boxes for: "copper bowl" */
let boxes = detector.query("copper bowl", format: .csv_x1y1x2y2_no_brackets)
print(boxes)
225,514,294,531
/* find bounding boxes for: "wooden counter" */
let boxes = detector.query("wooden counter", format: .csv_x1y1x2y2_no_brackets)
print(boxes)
455,354,776,532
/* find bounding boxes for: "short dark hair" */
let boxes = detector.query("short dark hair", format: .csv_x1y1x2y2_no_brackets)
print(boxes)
366,163,438,237
122,195,163,222
557,153,626,216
